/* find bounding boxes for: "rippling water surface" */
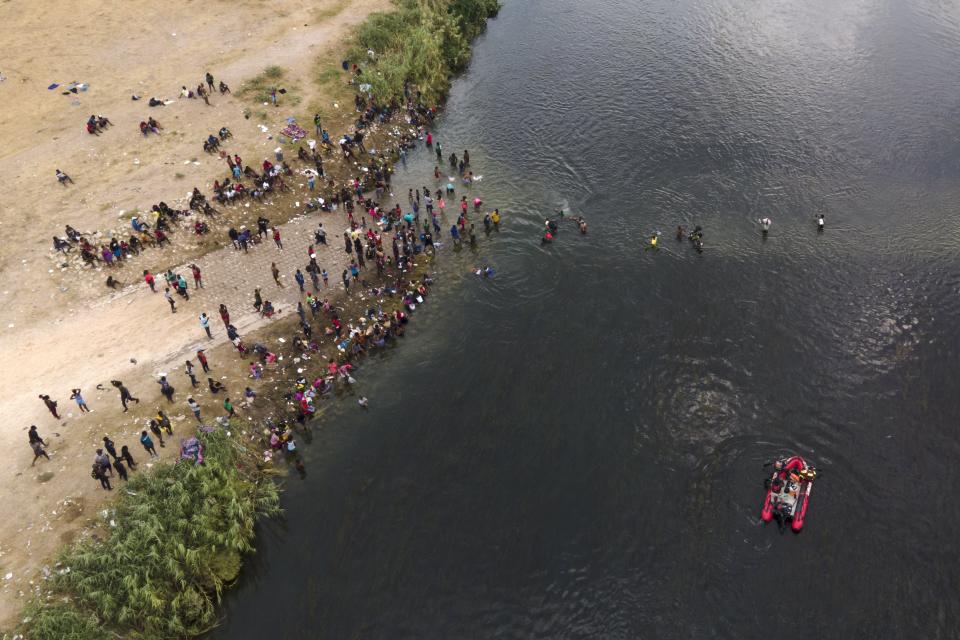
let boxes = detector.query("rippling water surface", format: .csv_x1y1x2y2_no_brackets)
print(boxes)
213,0,960,637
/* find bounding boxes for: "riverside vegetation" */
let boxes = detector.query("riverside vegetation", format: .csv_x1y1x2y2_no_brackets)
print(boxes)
353,0,500,102
12,0,499,637
21,429,279,639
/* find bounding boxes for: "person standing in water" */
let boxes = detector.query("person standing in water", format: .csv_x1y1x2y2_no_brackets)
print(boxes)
759,217,772,236
816,214,825,232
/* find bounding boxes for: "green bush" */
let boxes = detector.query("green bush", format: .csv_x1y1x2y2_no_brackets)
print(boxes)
20,601,100,640
19,428,280,639
352,0,500,103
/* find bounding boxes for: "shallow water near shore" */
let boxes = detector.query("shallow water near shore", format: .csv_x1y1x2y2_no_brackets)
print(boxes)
212,0,960,637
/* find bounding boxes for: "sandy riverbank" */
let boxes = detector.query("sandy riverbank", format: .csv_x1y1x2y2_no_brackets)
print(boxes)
0,0,395,626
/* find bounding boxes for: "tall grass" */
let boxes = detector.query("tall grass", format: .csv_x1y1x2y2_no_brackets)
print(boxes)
351,0,500,103
19,428,280,639
238,65,288,103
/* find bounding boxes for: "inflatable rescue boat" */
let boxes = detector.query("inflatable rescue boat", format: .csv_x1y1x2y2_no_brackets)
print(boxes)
761,456,817,532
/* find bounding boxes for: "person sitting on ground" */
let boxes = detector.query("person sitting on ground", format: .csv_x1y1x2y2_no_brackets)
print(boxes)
147,117,162,133
85,120,99,135
148,97,164,107
96,115,112,128
139,121,150,136
208,378,225,394
55,169,73,185
218,126,231,140
219,80,230,94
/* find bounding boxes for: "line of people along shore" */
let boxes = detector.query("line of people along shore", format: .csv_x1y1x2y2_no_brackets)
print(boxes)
39,70,520,489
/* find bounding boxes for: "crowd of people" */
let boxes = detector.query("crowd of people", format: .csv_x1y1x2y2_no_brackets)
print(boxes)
39,62,514,496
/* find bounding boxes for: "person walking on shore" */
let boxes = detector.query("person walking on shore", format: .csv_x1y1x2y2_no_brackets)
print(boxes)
111,380,140,411
273,228,283,249
158,376,175,403
314,113,322,136
113,457,129,481
156,409,173,436
29,426,50,465
164,287,176,313
31,438,50,465
191,264,203,289
140,431,159,458
92,463,112,490
94,449,113,477
144,270,156,292
294,269,305,292
200,312,212,339
102,435,119,460
28,425,45,447
219,303,230,326
187,397,202,423
271,263,282,286
197,349,210,373
39,394,60,420
120,445,137,469
70,388,91,413
185,360,198,387
224,397,236,418
148,420,166,447
39,394,60,419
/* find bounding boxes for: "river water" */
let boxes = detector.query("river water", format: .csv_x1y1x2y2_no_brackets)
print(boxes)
213,0,960,637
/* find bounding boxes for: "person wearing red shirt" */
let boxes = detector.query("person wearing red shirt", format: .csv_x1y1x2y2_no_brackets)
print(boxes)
143,270,156,292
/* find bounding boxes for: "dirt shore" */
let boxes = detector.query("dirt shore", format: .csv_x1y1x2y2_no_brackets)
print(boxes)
0,0,395,627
